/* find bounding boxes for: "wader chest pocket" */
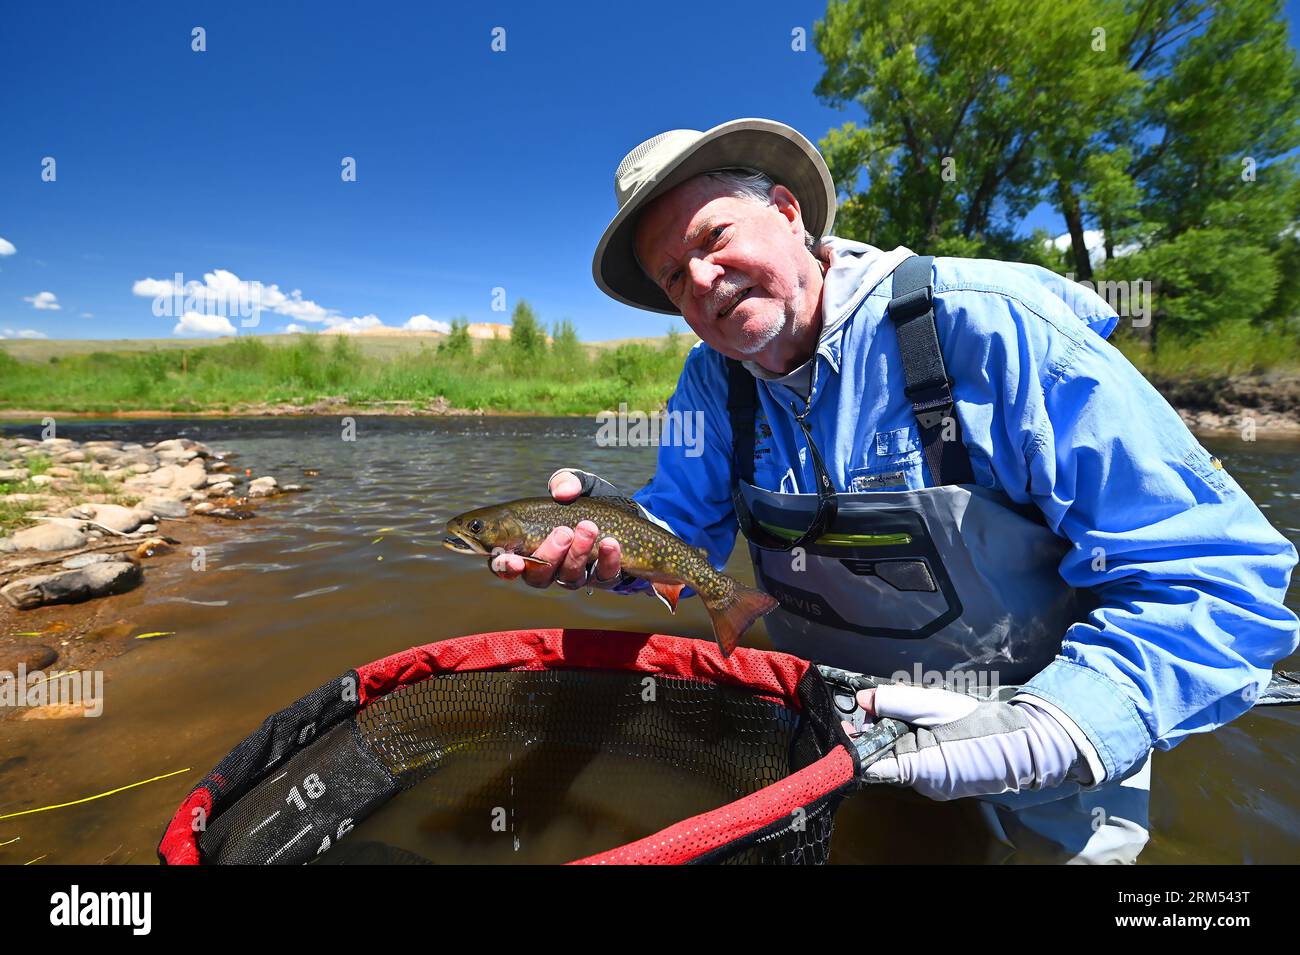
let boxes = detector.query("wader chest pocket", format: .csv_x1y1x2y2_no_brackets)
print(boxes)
849,427,922,492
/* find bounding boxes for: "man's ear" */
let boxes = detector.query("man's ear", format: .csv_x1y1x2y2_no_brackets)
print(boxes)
769,184,805,238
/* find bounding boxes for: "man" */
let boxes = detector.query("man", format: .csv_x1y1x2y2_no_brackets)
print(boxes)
490,118,1299,863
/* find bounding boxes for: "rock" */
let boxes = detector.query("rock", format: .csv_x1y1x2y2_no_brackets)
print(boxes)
129,462,153,474
208,482,234,495
157,449,199,464
8,523,88,552
206,473,238,486
30,474,54,487
57,450,87,464
122,442,144,452
1,559,142,610
206,507,256,520
0,468,30,482
280,484,308,493
248,476,278,498
46,466,76,478
62,553,113,569
179,462,207,486
19,702,101,720
86,503,144,533
0,644,58,672
137,523,158,534
134,537,171,558
192,502,215,514
148,466,177,488
103,467,129,481
141,498,188,519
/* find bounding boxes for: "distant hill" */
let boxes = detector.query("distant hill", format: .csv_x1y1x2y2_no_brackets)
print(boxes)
0,328,698,363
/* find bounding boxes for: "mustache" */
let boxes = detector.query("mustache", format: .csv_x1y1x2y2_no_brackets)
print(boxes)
708,279,751,319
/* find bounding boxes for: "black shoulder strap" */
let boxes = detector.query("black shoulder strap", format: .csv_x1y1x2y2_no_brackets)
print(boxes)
726,356,757,485
887,255,975,486
725,254,973,491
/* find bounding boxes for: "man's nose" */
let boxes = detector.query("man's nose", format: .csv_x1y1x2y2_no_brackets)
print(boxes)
687,257,721,299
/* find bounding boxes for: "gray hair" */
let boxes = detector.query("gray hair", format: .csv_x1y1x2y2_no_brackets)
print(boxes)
703,167,821,253
636,167,824,287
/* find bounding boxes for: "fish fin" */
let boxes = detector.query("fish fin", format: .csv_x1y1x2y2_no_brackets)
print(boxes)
650,581,685,614
703,584,779,658
518,555,552,567
599,495,644,516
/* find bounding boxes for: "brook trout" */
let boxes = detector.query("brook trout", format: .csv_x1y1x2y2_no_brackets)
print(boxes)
444,496,778,656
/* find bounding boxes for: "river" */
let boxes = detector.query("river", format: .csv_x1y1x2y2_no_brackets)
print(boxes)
1,416,1297,864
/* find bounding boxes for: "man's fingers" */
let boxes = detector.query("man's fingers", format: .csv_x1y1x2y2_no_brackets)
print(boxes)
521,526,572,588
861,755,903,787
557,520,599,585
590,537,622,585
490,552,525,580
855,688,878,717
549,470,584,503
858,683,980,727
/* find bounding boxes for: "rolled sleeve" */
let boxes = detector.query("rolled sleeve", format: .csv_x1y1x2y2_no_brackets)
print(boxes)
941,270,1299,785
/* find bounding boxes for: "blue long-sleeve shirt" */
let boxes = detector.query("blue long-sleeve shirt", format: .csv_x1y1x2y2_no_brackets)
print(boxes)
626,237,1299,785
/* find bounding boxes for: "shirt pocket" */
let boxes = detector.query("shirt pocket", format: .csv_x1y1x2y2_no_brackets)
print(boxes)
849,425,924,492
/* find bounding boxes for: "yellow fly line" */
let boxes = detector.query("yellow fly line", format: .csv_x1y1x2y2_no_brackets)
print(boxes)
0,767,192,821
756,520,912,547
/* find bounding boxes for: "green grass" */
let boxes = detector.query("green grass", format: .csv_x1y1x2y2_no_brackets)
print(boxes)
0,330,696,415
1113,321,1300,379
25,454,52,476
0,497,40,534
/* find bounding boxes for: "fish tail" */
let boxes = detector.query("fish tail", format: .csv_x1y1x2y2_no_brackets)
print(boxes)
703,583,779,658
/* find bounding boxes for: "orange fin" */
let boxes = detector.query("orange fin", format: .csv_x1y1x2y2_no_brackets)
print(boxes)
650,581,685,614
703,584,779,658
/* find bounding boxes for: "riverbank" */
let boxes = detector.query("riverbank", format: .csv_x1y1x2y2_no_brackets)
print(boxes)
0,434,308,718
3,377,1300,435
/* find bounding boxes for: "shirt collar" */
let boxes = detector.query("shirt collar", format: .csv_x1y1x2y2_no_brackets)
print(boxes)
742,237,914,383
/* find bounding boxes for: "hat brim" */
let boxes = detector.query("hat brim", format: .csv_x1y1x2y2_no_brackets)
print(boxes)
592,118,837,315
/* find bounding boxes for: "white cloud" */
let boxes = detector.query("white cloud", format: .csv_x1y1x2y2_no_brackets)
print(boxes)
173,311,236,337
0,328,48,339
0,237,15,256
80,312,94,318
132,269,337,325
1048,230,1137,262
322,314,384,334
404,314,450,333
23,290,60,310
283,323,308,334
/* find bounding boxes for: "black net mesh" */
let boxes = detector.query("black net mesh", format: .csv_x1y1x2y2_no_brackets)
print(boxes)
187,668,846,865
347,670,830,864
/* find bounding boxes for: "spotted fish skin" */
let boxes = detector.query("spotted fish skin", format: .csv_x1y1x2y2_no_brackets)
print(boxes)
444,496,778,656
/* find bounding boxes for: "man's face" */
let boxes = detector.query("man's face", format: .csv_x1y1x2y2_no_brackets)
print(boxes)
633,175,819,369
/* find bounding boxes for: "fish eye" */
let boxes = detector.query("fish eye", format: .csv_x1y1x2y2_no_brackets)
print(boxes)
468,519,484,533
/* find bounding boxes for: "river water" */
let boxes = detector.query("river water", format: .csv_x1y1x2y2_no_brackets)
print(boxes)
1,416,1297,864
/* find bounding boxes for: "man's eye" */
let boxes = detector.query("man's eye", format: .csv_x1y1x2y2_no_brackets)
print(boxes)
711,226,726,241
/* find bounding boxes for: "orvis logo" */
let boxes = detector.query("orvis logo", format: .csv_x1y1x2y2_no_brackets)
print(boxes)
49,885,151,936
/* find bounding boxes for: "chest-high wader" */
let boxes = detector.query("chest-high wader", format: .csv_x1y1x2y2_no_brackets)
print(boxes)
727,255,1092,684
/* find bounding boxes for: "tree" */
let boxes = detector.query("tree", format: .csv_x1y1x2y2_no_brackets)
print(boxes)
814,0,1300,338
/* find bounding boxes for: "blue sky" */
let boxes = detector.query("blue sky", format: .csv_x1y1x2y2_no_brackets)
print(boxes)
3,0,1299,342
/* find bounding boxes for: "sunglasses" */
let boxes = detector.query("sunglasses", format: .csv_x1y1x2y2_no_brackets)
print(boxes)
734,402,839,551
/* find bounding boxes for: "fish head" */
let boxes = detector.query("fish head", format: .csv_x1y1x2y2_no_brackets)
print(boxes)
443,503,529,557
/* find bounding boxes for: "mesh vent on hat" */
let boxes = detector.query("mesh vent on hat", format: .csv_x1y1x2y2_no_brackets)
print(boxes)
615,131,684,199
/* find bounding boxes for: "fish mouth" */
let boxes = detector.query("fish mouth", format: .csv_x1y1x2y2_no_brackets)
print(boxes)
443,531,488,556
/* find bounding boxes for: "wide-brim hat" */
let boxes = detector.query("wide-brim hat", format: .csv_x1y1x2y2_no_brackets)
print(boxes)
592,118,837,315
